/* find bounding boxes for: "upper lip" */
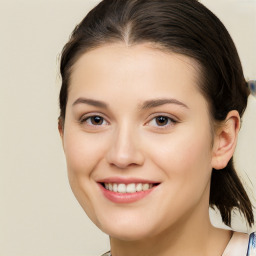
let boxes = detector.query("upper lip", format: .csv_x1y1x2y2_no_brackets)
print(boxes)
97,177,161,184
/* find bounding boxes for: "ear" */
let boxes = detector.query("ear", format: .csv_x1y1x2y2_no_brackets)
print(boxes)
58,117,65,148
211,110,240,170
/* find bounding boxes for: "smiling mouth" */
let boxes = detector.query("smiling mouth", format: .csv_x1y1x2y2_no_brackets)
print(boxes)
101,183,159,193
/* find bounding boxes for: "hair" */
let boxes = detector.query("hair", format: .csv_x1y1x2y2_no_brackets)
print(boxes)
59,0,254,227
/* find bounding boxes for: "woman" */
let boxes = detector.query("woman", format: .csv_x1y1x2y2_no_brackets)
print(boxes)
58,0,255,255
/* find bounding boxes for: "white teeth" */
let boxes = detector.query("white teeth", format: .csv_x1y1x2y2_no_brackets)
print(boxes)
117,184,126,193
142,183,149,191
104,182,154,193
113,183,118,192
136,183,142,192
126,183,136,193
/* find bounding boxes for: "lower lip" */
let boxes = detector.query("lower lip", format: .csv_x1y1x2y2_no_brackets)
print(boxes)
99,184,155,204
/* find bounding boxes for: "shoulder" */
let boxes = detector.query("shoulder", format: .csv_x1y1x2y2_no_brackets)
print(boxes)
222,231,250,256
222,231,256,256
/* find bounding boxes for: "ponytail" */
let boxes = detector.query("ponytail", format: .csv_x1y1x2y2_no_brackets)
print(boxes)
210,157,254,227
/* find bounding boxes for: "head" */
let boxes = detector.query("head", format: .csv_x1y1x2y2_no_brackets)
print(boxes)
58,0,253,237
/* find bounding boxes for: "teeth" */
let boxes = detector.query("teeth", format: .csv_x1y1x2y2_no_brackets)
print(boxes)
126,183,136,193
104,182,154,193
117,184,126,193
136,183,142,192
113,183,118,192
142,183,149,191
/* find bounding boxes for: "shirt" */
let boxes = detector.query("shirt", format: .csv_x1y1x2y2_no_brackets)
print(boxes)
101,232,256,256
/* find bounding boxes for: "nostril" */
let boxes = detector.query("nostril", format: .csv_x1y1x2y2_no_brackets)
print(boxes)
106,135,145,168
109,160,140,169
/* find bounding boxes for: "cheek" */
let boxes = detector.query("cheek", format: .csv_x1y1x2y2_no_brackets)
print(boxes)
148,126,213,189
147,129,213,225
62,127,109,223
63,128,106,177
62,127,106,204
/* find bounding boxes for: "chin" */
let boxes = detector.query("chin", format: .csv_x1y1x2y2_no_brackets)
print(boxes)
104,226,152,241
95,213,159,241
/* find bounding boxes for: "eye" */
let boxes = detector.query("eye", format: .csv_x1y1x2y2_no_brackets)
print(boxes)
147,115,177,127
81,115,108,126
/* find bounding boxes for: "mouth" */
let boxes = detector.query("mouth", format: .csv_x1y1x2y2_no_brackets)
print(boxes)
100,182,159,193
97,178,160,203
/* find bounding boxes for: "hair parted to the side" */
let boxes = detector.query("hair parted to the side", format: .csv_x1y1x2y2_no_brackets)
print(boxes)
59,0,254,227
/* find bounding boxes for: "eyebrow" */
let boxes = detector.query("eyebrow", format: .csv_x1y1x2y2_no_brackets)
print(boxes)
72,97,188,110
140,98,189,110
72,98,108,108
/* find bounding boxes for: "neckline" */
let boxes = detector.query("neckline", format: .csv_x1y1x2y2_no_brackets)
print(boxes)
103,231,249,256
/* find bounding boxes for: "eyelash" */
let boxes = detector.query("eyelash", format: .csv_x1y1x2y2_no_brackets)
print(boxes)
146,115,178,128
80,114,177,129
80,114,109,127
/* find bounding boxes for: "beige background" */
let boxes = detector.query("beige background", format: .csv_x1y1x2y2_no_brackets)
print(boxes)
0,0,255,255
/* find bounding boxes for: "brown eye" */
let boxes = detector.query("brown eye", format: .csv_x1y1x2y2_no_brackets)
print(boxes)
83,116,107,126
147,115,177,128
91,116,104,125
155,116,169,126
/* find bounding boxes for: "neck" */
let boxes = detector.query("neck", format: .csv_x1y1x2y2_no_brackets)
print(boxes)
109,193,231,256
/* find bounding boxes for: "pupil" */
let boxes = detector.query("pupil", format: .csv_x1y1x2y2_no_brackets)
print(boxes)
92,116,103,125
156,116,168,126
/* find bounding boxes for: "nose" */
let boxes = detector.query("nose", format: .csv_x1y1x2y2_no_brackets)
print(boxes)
106,124,145,169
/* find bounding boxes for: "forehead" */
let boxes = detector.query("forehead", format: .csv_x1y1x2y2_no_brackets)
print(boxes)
68,43,205,109
71,43,200,80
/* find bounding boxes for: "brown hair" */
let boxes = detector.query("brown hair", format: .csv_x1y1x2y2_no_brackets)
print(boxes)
59,0,254,227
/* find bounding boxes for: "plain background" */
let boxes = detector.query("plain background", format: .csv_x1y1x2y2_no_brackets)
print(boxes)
0,0,255,255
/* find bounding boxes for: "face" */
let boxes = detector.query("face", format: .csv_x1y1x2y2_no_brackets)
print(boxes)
61,43,215,240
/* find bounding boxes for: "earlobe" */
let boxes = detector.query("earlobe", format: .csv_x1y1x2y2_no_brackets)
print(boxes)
211,110,240,170
58,117,64,137
58,117,65,148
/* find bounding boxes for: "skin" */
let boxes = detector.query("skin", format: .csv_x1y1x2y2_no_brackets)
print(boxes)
59,43,240,256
